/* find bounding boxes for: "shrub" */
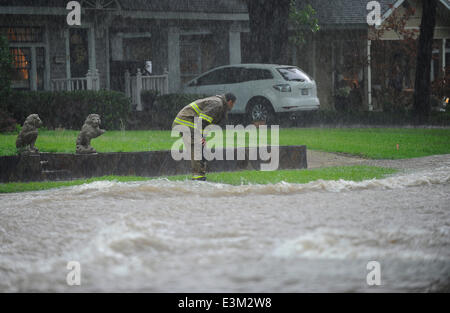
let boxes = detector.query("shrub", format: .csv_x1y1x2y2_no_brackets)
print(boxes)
432,66,450,100
138,93,450,129
290,110,450,127
0,109,16,133
0,35,12,111
141,90,159,112
6,90,131,130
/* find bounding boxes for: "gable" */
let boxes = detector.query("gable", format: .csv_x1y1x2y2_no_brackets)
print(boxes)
0,0,247,14
296,0,397,26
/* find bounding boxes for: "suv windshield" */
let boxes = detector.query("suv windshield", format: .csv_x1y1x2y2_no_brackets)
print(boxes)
277,67,311,82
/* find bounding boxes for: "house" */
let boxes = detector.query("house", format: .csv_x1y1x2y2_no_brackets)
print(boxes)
0,0,248,109
295,0,450,110
1,0,449,111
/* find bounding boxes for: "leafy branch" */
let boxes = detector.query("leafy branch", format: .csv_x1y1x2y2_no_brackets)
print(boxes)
289,1,320,46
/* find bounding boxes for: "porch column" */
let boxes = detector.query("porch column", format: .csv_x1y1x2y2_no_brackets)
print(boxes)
312,35,317,79
292,45,297,65
440,38,447,77
44,25,51,91
106,27,111,90
331,41,335,97
65,29,71,79
229,31,241,65
168,27,181,93
88,27,96,72
30,48,37,91
367,40,373,111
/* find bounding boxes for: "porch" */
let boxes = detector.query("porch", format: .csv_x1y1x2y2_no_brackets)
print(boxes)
1,1,247,110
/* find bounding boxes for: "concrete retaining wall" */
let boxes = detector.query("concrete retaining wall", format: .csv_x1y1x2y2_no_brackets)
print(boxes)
0,146,307,183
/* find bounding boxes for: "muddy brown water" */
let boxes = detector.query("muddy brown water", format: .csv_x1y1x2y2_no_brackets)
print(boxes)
0,154,449,292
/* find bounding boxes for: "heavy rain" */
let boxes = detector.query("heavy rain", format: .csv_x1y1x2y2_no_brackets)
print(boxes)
0,0,449,298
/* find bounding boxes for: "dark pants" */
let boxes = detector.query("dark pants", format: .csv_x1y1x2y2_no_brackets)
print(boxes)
185,131,206,178
173,124,206,178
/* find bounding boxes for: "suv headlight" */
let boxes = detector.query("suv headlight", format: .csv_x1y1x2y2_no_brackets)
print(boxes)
273,84,291,92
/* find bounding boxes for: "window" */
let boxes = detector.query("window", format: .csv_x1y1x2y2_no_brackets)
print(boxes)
180,35,218,84
123,37,153,62
277,67,311,82
242,68,273,82
10,48,31,89
181,43,201,77
196,67,243,86
5,27,47,90
221,67,244,84
70,28,89,78
197,69,225,86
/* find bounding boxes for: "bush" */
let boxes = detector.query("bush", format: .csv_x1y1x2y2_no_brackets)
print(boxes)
0,35,12,111
149,93,207,129
290,110,450,127
0,109,16,133
136,92,450,129
6,90,131,130
141,90,159,112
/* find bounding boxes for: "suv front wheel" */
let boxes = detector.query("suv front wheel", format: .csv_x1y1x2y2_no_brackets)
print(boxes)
247,98,276,125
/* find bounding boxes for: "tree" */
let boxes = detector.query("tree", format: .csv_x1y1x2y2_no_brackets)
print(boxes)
289,2,319,47
246,0,319,64
246,0,290,64
413,0,438,123
368,3,418,112
0,35,15,132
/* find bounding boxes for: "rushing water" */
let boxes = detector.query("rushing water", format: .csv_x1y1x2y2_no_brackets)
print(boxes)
1,157,450,292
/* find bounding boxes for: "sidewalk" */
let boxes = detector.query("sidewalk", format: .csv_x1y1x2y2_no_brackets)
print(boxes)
308,149,450,173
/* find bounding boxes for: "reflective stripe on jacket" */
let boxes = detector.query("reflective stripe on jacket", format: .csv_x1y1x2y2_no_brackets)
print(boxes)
173,95,228,130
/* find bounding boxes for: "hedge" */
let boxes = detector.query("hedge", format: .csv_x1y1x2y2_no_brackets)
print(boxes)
140,93,450,129
4,89,448,132
0,35,12,110
282,110,450,127
0,109,16,132
6,90,131,130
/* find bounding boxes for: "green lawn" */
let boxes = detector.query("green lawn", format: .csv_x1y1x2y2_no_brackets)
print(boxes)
278,128,450,159
1,128,449,159
174,165,398,186
0,165,397,194
0,130,170,156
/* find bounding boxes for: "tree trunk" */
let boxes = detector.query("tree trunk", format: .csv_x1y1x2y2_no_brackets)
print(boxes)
413,0,438,123
246,0,291,64
271,0,291,65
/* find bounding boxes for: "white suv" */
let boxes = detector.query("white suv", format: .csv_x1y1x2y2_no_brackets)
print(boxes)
182,64,320,123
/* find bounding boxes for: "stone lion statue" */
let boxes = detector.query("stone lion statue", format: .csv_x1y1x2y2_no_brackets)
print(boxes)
16,114,43,155
76,114,106,154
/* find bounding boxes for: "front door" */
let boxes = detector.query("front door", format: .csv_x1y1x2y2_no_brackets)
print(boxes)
69,28,89,78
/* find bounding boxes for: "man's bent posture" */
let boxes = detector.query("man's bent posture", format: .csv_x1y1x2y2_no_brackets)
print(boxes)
172,93,236,181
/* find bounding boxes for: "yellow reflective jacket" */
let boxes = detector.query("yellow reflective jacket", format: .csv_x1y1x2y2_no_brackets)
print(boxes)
173,95,228,130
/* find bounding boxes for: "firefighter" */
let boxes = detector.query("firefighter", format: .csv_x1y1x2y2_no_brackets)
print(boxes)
172,93,237,181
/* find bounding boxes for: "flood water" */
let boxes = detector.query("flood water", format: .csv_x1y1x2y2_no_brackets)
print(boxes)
1,156,449,292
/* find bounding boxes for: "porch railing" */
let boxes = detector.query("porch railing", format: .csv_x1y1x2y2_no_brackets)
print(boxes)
125,69,169,111
51,69,100,92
